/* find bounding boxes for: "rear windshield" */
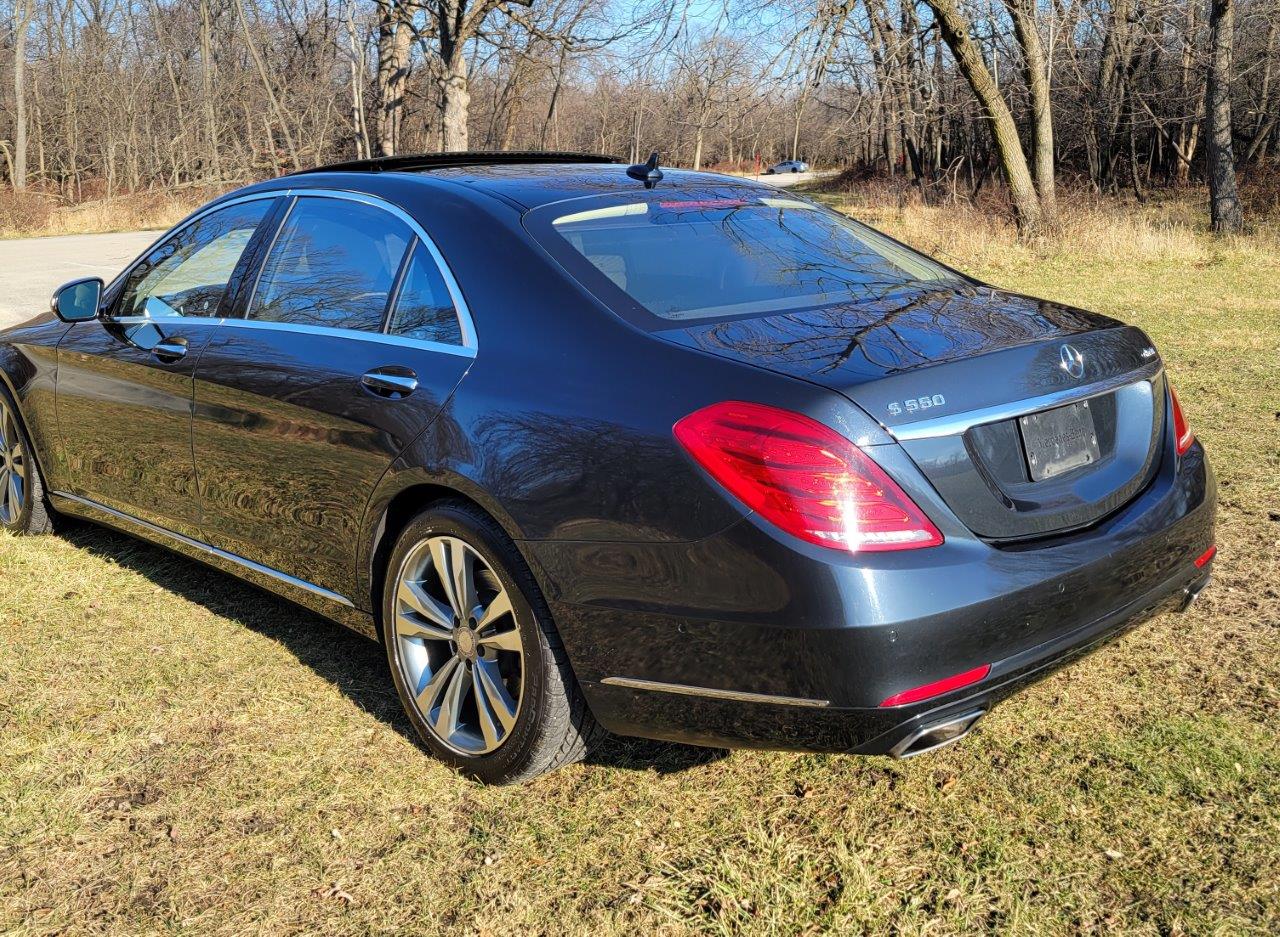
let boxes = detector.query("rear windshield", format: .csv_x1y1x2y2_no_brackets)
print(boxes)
531,195,964,325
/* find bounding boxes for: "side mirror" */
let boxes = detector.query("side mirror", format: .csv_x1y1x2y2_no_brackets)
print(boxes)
51,277,104,323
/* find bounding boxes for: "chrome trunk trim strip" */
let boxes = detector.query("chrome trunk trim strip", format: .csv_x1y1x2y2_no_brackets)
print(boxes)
889,364,1163,441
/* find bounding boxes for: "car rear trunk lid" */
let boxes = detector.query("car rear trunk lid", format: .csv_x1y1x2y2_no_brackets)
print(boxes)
658,288,1166,540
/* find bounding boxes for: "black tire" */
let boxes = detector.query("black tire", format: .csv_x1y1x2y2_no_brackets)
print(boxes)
0,387,55,536
380,500,605,783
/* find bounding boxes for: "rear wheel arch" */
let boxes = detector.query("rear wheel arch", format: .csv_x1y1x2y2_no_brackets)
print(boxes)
364,481,533,637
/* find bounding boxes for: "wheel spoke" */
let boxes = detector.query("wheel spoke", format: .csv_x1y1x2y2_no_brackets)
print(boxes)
416,654,460,717
396,579,454,638
476,589,513,631
10,441,23,479
431,537,476,616
0,467,9,521
474,659,518,732
450,541,478,616
477,624,521,653
7,473,19,514
433,660,472,740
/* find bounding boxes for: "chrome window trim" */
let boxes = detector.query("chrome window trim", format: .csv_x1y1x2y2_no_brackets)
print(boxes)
601,676,830,708
106,315,476,359
888,363,1163,442
103,190,285,297
51,491,355,608
106,187,478,353
243,189,477,350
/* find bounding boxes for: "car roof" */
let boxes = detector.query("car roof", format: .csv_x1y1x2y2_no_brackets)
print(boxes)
283,153,767,211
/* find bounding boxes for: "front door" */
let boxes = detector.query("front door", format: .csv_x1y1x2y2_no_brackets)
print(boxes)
55,197,278,537
191,193,474,600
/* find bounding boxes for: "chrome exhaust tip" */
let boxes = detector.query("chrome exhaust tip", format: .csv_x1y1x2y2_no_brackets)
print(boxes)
1180,576,1211,612
889,709,986,759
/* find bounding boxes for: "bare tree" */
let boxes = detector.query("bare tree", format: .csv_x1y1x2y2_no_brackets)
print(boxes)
922,0,1044,234
10,0,32,189
1004,0,1056,224
1206,0,1243,232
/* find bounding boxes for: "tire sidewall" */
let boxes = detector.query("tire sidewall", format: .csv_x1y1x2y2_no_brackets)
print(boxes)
0,390,34,533
381,504,550,782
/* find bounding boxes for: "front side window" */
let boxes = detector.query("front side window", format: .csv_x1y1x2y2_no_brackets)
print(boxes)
387,242,463,346
248,197,412,333
117,200,272,319
534,195,964,325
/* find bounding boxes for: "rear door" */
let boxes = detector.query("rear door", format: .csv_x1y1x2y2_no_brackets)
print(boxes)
191,191,474,601
54,196,277,537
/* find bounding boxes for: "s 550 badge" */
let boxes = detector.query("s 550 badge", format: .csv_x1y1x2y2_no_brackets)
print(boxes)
888,394,946,417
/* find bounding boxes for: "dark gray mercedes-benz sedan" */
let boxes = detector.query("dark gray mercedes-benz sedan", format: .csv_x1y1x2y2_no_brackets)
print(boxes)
0,152,1215,782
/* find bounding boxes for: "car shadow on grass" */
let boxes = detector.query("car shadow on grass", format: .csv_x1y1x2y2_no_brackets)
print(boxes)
63,523,728,777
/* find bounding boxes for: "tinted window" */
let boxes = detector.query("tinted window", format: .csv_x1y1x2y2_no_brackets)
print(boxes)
387,242,463,345
249,197,411,332
118,200,271,319
541,196,962,323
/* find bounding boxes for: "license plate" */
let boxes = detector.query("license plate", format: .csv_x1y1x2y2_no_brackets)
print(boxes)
1018,399,1101,481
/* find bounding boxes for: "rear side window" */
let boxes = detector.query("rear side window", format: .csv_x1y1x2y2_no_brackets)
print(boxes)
387,242,463,346
117,200,271,319
249,197,411,332
534,196,963,325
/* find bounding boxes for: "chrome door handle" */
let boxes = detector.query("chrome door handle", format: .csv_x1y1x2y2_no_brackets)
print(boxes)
152,337,188,361
361,368,419,398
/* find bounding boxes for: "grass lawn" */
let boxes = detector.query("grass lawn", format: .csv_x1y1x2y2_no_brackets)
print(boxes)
2,198,1278,934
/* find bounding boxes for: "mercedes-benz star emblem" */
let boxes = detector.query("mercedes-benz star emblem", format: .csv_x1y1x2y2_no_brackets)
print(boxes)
1059,343,1085,379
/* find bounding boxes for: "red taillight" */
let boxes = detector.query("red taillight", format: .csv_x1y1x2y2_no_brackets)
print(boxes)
879,664,991,707
673,401,944,552
1169,383,1194,455
1195,545,1216,568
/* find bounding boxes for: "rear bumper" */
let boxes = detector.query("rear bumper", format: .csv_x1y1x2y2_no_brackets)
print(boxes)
525,443,1215,754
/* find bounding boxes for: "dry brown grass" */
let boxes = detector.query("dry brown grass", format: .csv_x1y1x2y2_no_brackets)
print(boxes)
1,192,1278,934
0,186,226,239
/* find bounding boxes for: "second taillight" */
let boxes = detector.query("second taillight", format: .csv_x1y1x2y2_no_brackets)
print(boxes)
674,401,943,552
1169,383,1195,455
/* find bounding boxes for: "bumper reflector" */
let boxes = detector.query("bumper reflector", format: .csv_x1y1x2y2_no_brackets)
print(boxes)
1194,545,1217,568
879,664,991,708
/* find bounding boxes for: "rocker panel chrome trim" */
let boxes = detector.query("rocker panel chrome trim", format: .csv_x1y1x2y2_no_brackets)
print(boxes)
50,491,354,607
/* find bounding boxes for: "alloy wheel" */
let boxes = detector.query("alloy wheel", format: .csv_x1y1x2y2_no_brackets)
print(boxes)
0,399,26,526
392,535,525,755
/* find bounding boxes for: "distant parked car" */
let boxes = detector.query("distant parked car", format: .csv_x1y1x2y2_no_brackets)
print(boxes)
766,159,809,174
1,152,1215,783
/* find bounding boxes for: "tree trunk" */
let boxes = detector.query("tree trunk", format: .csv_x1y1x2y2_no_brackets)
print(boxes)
1093,0,1134,191
375,0,413,157
440,46,470,150
13,0,32,190
924,0,1042,235
1007,0,1057,224
199,0,223,181
1205,0,1243,233
1175,1,1200,185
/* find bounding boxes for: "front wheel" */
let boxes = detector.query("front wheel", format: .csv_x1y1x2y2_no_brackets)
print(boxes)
0,390,55,536
381,500,604,783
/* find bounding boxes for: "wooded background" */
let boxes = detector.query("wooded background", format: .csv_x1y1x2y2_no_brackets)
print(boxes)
1,0,1276,234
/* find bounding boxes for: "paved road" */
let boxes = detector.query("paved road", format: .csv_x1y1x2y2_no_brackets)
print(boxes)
0,230,159,329
756,170,833,188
